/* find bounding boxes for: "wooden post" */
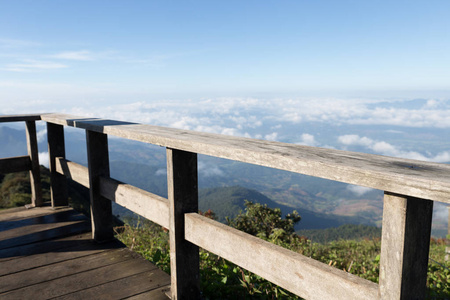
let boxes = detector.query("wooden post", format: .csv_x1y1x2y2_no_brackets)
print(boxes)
167,148,200,299
25,121,43,207
379,192,433,300
86,130,113,242
47,123,68,207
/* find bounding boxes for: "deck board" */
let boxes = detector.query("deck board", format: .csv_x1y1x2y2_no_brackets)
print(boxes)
0,206,170,299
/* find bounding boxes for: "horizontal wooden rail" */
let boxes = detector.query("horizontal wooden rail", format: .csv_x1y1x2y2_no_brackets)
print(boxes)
3,113,448,299
41,113,450,204
0,156,31,173
185,213,379,300
56,158,90,188
0,114,42,123
55,157,170,228
99,177,170,229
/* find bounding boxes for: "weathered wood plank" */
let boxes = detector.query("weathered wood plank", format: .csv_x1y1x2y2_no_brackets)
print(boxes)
41,113,450,203
0,220,90,250
0,156,31,173
0,206,72,222
0,206,170,300
123,286,171,300
99,176,170,229
47,123,68,207
0,232,91,262
185,213,380,300
55,270,170,300
0,114,41,123
56,157,90,188
0,238,120,275
54,158,170,228
167,149,200,299
379,193,433,300
0,255,158,299
0,208,86,232
0,248,131,292
86,130,113,242
25,120,43,207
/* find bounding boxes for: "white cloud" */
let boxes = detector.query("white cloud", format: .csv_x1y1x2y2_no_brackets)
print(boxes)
155,168,166,176
38,152,49,168
347,184,374,196
338,134,450,163
296,133,318,147
0,38,39,48
264,132,278,141
37,128,47,143
4,60,68,72
52,50,94,61
198,161,224,177
338,135,374,147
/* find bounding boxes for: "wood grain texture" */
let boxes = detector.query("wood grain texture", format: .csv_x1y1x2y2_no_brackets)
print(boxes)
54,158,170,228
47,123,68,207
0,156,31,173
0,114,41,123
41,113,450,203
56,157,90,188
86,130,113,242
379,193,433,300
25,121,43,207
0,206,170,300
167,149,200,300
185,213,379,300
99,176,170,229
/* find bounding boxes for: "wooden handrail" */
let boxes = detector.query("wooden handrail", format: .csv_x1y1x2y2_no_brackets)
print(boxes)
2,113,448,299
40,113,450,204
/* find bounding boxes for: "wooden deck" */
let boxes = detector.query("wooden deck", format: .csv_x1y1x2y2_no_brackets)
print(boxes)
0,205,170,300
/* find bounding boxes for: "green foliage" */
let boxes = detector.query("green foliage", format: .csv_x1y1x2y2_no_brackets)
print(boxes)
114,218,171,274
115,202,450,299
226,200,300,244
0,166,51,208
297,224,382,243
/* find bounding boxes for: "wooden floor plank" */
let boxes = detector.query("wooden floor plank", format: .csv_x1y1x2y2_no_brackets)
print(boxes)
0,232,91,262
0,238,122,276
0,205,73,221
0,248,136,293
55,269,171,300
0,206,170,300
0,257,158,299
0,220,90,250
124,286,171,300
0,208,84,232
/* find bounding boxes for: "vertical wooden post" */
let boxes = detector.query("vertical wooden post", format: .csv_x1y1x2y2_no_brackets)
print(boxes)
47,123,68,207
379,192,433,300
25,121,43,207
167,148,200,299
86,130,113,242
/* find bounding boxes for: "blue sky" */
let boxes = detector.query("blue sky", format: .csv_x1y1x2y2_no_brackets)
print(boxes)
1,0,450,109
1,1,449,226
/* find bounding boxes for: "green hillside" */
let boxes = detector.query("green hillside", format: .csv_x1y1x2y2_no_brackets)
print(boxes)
0,167,51,208
297,224,382,243
199,185,372,230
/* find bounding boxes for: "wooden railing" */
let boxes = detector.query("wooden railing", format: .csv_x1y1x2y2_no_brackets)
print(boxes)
1,113,450,300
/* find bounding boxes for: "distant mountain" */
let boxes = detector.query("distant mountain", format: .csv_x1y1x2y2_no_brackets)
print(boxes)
297,224,382,243
1,125,445,235
0,126,28,157
198,186,371,230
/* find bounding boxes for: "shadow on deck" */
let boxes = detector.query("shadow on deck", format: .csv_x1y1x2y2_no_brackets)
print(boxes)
0,205,170,300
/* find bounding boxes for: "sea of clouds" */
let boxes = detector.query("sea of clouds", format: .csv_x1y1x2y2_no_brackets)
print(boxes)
24,97,449,163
